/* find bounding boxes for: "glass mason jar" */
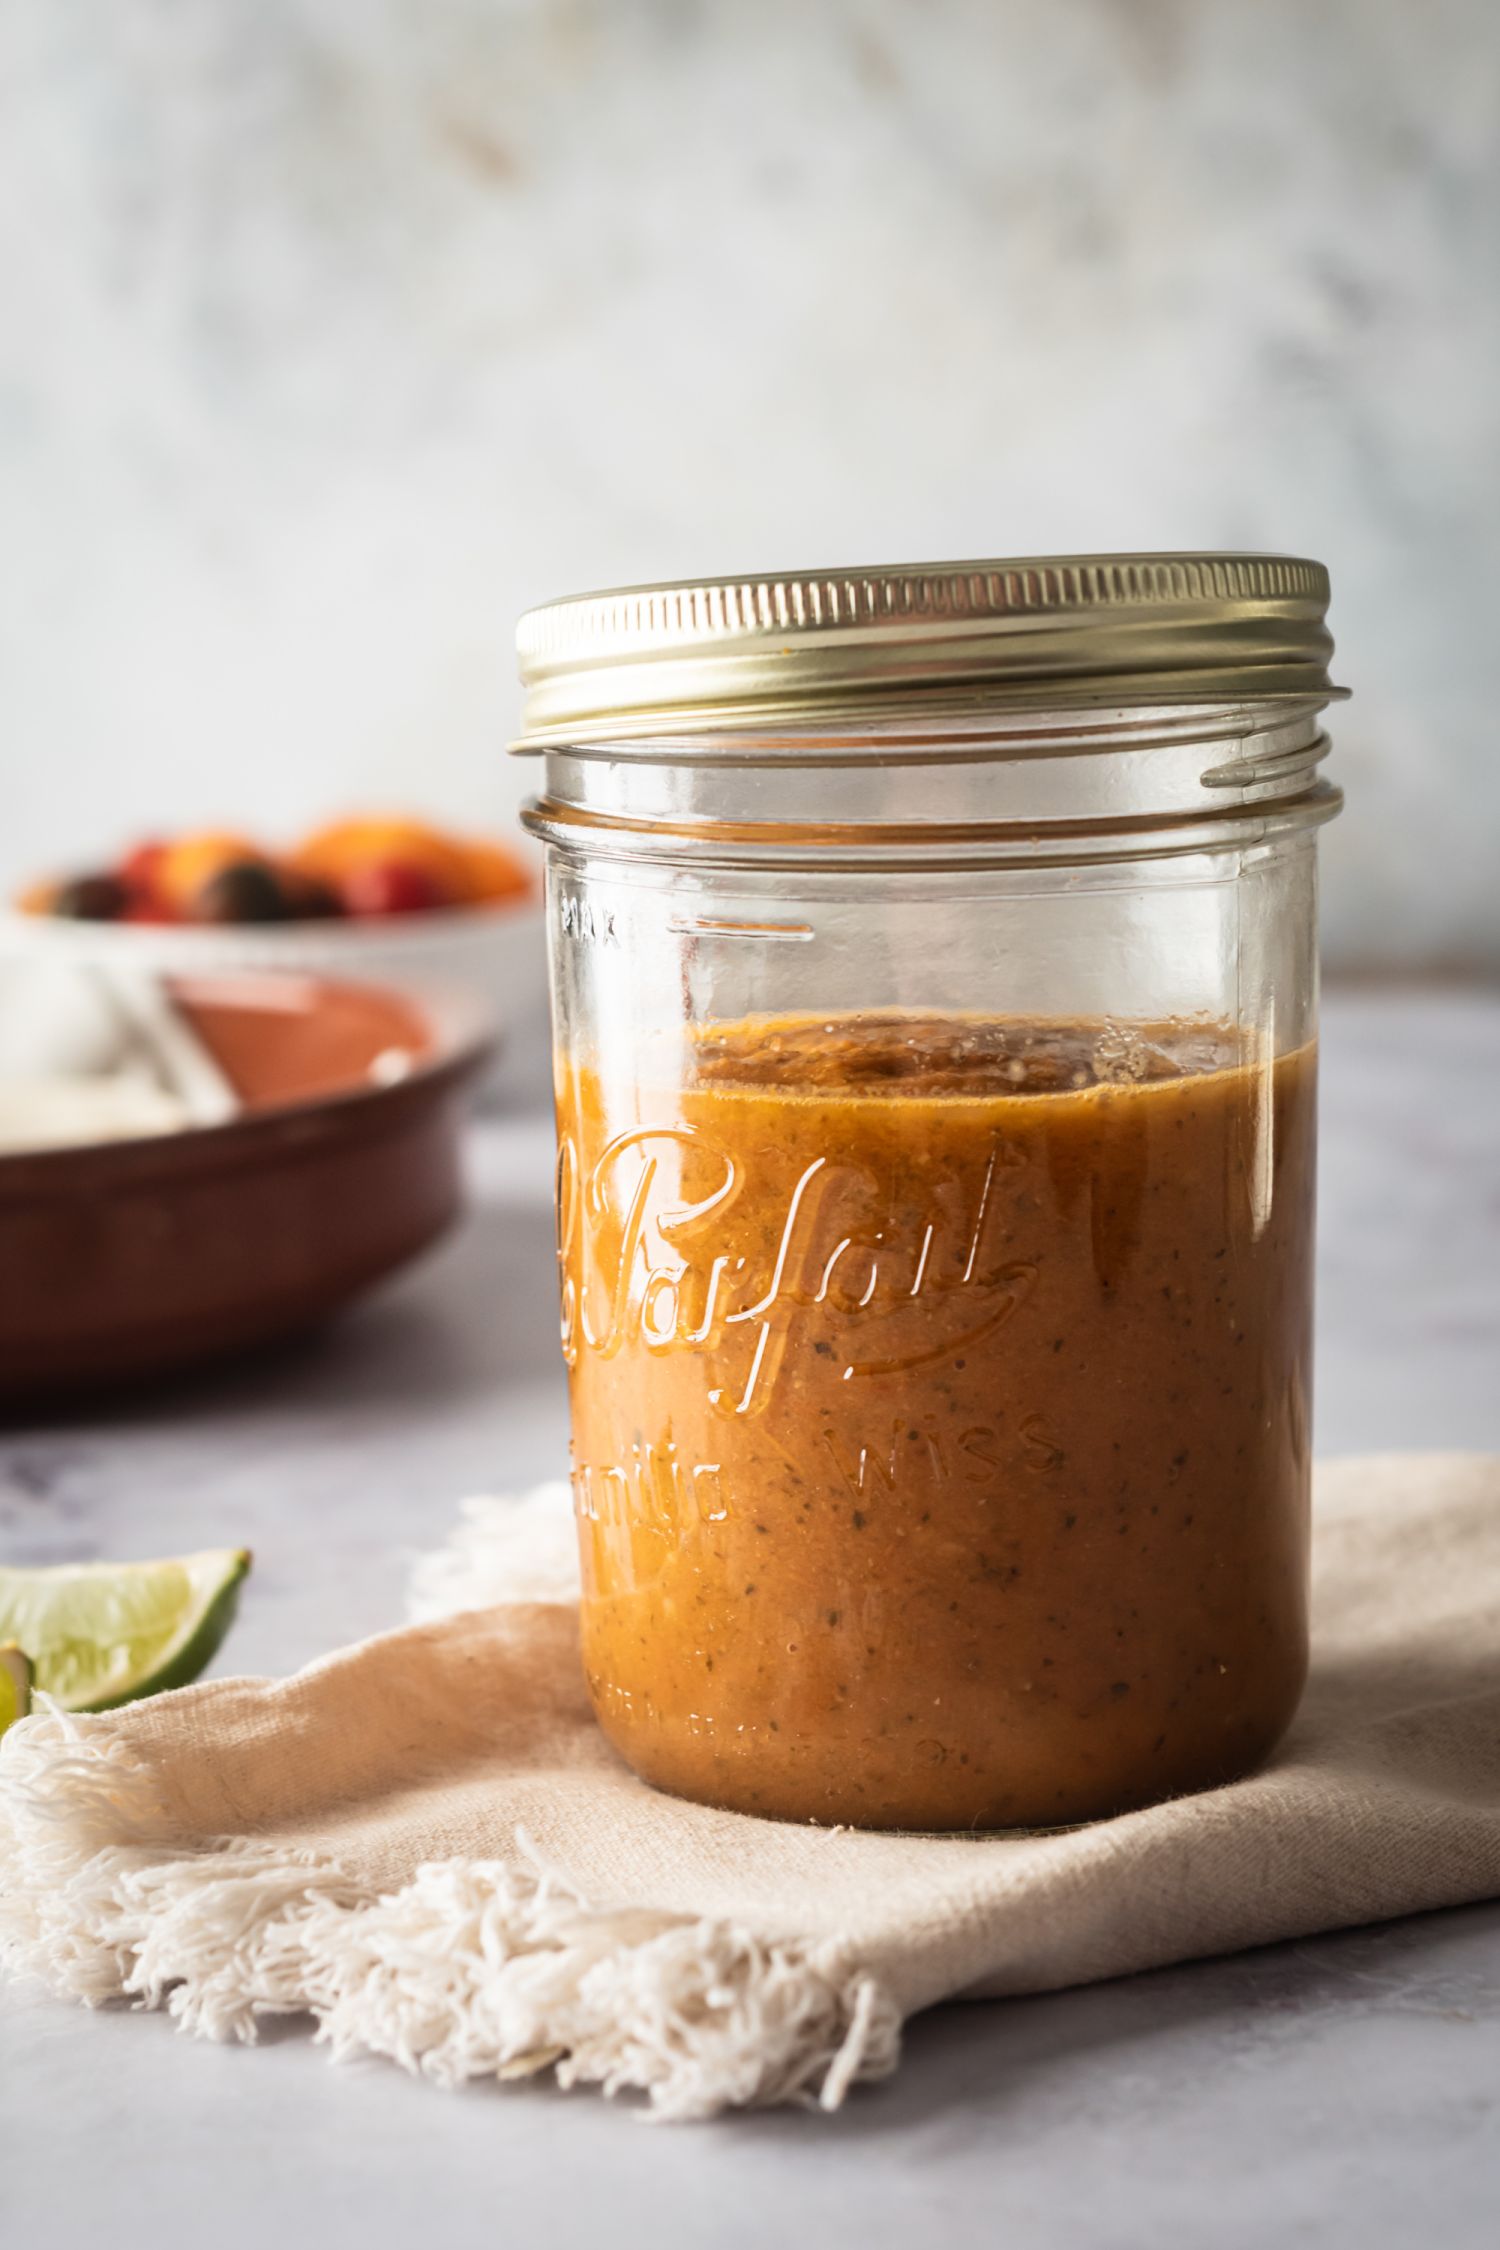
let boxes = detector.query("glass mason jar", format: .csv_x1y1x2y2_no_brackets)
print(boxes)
515,554,1344,1831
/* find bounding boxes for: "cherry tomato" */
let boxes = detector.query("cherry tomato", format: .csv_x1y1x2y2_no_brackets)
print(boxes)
339,858,446,918
121,838,169,885
120,838,172,915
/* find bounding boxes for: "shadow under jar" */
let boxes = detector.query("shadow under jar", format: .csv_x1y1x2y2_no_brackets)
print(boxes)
514,554,1345,1831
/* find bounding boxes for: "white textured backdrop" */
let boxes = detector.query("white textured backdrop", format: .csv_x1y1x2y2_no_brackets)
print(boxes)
2,0,1496,966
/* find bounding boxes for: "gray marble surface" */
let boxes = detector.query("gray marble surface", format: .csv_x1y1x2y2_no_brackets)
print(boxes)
3,985,1500,2247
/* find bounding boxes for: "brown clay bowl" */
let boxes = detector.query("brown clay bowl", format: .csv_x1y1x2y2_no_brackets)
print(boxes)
0,971,491,1404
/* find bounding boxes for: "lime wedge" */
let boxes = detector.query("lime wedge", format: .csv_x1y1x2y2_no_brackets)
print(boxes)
0,1641,32,1735
0,1549,251,1712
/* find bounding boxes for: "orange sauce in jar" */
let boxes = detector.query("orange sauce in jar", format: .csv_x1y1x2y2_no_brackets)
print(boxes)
555,1014,1315,1829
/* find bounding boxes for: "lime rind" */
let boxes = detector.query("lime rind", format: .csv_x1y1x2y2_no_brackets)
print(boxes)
0,1549,251,1713
0,1641,33,1735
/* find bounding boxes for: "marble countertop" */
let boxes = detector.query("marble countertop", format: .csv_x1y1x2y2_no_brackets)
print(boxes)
4,986,1499,2248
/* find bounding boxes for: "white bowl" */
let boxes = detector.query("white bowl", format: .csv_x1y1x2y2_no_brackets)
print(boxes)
0,899,546,1047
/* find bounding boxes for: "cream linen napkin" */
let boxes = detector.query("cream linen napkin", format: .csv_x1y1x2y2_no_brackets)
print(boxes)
4,1455,1500,2121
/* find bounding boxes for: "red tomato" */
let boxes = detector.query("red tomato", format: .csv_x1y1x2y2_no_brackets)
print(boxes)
120,838,171,913
338,858,447,918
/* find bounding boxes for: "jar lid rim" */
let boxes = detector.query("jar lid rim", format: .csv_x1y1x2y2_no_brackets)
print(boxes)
512,552,1342,751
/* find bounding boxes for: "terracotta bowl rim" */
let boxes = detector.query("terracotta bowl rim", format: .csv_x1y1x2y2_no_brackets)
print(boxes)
0,977,495,1191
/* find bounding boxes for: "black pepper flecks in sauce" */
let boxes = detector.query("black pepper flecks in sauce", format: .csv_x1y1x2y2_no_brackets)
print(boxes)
555,1015,1315,1828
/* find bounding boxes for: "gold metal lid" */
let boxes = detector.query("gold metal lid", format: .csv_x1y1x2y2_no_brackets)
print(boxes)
513,552,1342,750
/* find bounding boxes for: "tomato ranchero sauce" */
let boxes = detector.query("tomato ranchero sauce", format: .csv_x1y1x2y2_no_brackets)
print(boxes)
555,1013,1316,1830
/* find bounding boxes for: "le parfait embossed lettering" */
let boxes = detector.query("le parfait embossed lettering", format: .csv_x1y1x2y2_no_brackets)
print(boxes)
556,1122,1039,1416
